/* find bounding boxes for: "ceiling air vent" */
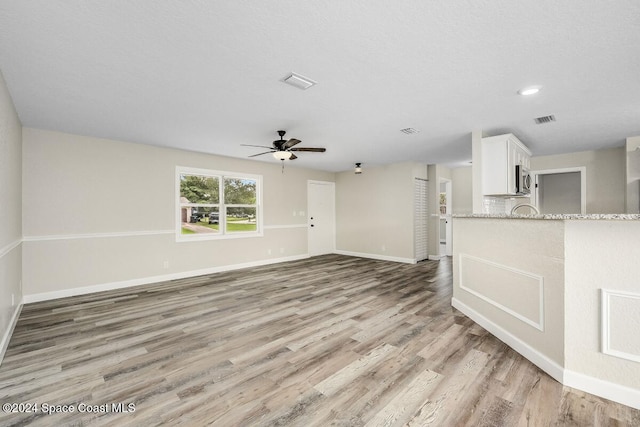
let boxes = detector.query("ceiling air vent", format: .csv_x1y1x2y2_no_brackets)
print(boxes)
534,115,556,124
282,72,317,90
400,128,420,134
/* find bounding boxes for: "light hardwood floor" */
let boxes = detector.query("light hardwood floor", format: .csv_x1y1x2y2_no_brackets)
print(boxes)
1,255,638,426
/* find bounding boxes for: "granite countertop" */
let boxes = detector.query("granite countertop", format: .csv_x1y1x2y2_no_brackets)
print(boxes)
453,213,640,220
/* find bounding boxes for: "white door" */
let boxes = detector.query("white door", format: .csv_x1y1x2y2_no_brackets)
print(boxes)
308,181,335,256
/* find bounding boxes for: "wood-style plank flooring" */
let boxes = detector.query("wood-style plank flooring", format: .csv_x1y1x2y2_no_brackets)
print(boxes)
1,255,638,426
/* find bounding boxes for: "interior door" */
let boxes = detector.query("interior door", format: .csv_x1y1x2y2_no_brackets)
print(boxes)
308,180,335,256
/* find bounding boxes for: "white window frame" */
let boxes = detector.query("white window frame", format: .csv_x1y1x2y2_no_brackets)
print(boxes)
176,166,263,241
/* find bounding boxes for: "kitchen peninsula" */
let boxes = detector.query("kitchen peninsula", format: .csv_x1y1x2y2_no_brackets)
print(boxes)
452,214,640,410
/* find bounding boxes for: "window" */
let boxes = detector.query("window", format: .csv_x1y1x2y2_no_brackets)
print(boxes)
177,167,262,240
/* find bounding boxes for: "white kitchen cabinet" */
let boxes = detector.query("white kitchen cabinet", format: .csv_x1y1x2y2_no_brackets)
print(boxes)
481,133,531,195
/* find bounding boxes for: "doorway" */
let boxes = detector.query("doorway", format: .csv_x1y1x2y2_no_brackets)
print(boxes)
307,180,336,256
439,179,452,257
533,168,586,214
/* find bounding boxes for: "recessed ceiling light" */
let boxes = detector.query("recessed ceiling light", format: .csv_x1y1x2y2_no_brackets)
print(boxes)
282,72,317,90
518,86,541,96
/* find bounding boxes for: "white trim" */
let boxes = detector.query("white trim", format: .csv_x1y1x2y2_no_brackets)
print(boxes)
23,254,309,304
0,299,23,367
263,224,307,230
23,226,302,242
23,230,174,242
0,238,22,259
601,288,640,363
175,229,264,242
531,166,587,214
458,253,544,331
428,254,443,260
564,369,640,411
451,297,563,382
334,250,416,264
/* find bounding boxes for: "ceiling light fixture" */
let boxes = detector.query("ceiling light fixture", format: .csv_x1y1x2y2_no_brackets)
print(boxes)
282,72,317,90
355,163,362,174
518,86,541,96
273,151,292,160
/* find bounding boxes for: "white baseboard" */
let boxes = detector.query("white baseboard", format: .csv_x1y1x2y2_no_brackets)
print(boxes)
451,297,640,411
428,254,443,260
451,297,564,382
333,250,416,264
0,299,23,367
564,369,640,410
23,254,310,304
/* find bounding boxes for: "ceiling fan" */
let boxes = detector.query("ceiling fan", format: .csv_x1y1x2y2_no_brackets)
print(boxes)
242,130,326,161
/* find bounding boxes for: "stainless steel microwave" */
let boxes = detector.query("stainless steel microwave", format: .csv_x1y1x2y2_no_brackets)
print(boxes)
516,165,532,195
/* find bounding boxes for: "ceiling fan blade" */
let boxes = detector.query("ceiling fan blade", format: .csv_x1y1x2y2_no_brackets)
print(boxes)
289,153,298,160
289,147,326,152
283,138,301,149
248,151,274,157
241,144,275,149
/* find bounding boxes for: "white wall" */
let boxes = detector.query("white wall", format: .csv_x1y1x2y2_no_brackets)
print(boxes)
21,128,334,299
530,147,625,213
0,69,23,361
452,166,472,215
335,162,426,262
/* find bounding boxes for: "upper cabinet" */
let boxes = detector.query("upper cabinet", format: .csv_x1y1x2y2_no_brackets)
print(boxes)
482,133,531,196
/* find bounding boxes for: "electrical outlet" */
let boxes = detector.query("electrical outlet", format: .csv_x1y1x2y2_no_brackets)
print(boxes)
163,261,169,269
11,294,15,306
293,210,297,217
267,249,272,255
280,248,285,254
381,245,386,252
299,211,305,217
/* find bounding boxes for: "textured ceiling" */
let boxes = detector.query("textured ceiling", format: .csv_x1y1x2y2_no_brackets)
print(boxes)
1,1,639,172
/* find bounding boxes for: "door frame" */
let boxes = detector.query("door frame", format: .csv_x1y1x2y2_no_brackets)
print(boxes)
307,180,336,256
532,167,586,214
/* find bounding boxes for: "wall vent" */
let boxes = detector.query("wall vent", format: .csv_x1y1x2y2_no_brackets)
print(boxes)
534,115,556,124
400,128,420,134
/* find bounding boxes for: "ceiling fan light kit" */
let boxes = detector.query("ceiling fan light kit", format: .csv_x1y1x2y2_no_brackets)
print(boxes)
355,163,362,174
273,151,292,160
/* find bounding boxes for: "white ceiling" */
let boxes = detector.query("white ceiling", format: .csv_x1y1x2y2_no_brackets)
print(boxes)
1,1,639,172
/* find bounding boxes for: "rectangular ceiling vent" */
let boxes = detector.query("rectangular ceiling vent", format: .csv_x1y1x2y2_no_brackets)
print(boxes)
282,72,317,90
534,115,556,124
400,128,420,134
